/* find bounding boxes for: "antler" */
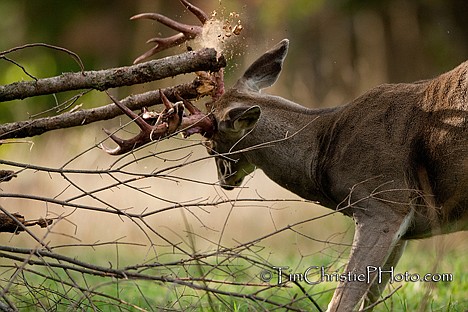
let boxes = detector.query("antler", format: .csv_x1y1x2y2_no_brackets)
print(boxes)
101,91,215,155
131,0,209,64
101,0,229,155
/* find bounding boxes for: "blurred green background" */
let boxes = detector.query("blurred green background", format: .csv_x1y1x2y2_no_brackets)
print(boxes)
1,0,467,124
0,1,467,310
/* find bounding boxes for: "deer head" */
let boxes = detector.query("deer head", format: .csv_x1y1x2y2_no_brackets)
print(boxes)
205,39,289,189
101,0,285,191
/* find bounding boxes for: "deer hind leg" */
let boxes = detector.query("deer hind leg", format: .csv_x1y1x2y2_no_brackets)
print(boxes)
327,208,412,312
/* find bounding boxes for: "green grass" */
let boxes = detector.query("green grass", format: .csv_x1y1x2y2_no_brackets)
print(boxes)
1,238,466,311
383,241,467,312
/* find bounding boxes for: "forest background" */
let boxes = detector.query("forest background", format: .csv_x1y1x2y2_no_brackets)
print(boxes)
0,0,466,311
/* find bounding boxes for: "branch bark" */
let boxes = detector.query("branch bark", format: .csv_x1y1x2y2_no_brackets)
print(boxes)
0,78,215,140
0,48,225,102
0,48,226,140
0,212,52,234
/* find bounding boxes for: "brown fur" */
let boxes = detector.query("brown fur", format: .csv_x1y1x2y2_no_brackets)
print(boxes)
208,40,467,311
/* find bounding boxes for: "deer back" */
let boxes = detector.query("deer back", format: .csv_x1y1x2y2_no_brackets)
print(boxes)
208,41,467,236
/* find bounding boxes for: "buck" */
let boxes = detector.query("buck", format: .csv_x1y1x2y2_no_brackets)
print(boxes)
101,1,467,310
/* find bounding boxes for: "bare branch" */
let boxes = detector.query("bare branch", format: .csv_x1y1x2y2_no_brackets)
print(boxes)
0,170,16,183
0,212,52,234
0,42,85,73
0,76,217,140
359,286,402,311
0,48,225,102
0,245,304,311
0,56,39,81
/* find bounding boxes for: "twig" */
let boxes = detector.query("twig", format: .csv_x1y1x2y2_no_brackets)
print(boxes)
0,56,39,81
0,170,16,183
0,43,85,73
0,212,52,234
359,285,402,311
0,246,304,311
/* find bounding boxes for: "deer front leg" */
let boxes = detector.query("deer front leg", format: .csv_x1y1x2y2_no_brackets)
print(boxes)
327,207,412,312
361,240,407,310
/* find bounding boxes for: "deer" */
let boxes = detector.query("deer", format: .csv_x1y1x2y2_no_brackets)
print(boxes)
100,1,468,311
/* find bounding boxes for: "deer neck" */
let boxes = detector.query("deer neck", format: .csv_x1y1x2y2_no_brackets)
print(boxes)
237,93,340,205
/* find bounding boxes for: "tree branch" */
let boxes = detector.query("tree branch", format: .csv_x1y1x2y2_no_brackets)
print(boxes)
0,210,52,234
0,78,215,140
0,47,226,140
0,48,225,102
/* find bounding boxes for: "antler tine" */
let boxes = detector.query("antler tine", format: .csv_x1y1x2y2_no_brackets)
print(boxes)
101,90,216,155
102,1,219,155
133,34,186,64
175,93,216,138
179,0,209,24
100,91,184,155
159,91,183,134
130,13,203,37
131,0,208,64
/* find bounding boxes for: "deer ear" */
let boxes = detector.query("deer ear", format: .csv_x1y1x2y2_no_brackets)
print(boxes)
235,39,289,92
219,106,261,133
